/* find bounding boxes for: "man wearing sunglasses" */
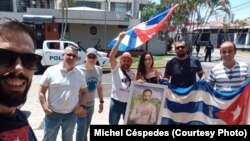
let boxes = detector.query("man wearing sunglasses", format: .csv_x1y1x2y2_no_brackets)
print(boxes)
0,17,41,140
164,40,205,88
76,47,104,141
38,46,88,141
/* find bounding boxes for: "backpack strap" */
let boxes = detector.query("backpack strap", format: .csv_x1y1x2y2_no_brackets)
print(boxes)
121,68,131,86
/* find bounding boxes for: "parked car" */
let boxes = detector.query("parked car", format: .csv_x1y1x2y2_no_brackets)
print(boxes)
35,40,109,73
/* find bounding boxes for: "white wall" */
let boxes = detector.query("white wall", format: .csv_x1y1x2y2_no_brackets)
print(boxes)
69,23,126,50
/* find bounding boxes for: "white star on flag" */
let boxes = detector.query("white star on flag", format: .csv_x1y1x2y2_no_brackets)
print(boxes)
232,105,241,121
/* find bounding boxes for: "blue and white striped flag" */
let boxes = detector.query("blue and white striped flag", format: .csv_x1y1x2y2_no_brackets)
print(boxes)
160,78,250,125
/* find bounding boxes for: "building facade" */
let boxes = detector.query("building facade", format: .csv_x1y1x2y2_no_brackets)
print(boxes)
0,0,167,55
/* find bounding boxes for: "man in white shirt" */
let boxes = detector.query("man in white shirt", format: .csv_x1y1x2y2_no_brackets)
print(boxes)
38,46,88,141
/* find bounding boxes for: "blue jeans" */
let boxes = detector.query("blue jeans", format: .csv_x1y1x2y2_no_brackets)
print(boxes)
109,98,127,125
43,112,77,141
76,105,94,141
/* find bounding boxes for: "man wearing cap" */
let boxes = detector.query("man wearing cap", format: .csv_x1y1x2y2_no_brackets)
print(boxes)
76,47,104,141
108,32,135,125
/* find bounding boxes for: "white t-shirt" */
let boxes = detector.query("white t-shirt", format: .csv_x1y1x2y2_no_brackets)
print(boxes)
111,65,135,103
40,63,87,114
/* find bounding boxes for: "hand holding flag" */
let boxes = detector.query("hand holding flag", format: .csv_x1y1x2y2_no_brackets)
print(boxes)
108,4,179,51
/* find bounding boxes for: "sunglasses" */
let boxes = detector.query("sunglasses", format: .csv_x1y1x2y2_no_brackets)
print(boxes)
87,55,97,59
65,53,78,58
0,48,42,70
175,46,186,50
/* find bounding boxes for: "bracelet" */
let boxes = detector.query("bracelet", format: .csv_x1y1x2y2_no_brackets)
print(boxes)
100,100,104,103
80,104,86,109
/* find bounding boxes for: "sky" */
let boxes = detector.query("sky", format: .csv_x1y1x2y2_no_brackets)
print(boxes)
149,0,250,20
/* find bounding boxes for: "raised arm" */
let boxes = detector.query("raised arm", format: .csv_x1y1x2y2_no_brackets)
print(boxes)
109,32,126,69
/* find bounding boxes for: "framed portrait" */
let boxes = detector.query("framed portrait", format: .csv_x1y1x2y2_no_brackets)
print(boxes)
124,81,166,125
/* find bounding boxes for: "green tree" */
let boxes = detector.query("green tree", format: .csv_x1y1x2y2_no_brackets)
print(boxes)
222,23,230,40
161,0,231,47
140,1,165,51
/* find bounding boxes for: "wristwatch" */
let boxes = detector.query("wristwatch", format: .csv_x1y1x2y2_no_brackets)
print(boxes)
100,100,104,103
80,104,86,109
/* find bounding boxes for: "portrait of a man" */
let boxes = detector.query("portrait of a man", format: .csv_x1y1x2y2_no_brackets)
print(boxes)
124,82,166,125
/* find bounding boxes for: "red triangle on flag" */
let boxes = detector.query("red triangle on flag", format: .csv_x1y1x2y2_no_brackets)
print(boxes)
215,83,250,125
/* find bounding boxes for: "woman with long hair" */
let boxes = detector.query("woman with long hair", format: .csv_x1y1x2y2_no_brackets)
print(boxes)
136,52,162,84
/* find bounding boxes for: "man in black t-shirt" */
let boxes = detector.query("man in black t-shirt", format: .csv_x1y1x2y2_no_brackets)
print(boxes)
163,40,206,88
0,17,41,140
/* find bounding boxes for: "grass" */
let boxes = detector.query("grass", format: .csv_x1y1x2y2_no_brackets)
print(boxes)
102,55,171,71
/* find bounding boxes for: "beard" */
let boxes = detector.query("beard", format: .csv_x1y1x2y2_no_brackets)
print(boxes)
121,63,131,71
177,51,186,58
0,73,31,107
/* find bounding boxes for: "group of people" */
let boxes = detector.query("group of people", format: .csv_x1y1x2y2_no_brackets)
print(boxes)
108,31,250,125
38,46,104,141
1,17,250,141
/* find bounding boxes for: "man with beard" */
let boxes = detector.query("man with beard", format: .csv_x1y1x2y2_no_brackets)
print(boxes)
129,89,157,125
108,31,135,125
164,40,205,88
0,17,42,140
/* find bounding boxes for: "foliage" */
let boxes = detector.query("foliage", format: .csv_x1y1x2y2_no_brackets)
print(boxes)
161,0,231,46
140,2,165,22
234,19,247,43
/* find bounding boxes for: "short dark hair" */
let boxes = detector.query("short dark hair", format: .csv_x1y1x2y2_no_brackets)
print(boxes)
174,40,186,47
143,89,152,96
0,17,36,50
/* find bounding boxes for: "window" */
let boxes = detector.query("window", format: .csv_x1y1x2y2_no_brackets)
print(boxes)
48,42,60,50
111,2,131,13
0,0,13,11
72,1,101,9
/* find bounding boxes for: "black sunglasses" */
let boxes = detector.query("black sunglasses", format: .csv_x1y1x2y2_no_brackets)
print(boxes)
0,48,42,70
175,46,186,50
87,55,97,59
65,53,78,58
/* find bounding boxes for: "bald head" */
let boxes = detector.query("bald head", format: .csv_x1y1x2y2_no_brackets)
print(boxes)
220,41,236,62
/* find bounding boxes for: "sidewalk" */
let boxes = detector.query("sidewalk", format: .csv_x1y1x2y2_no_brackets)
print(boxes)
22,96,112,141
21,72,115,141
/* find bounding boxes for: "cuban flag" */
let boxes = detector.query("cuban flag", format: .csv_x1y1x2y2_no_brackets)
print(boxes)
108,4,178,51
160,78,250,125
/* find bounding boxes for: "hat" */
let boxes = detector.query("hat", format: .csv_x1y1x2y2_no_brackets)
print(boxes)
120,52,133,62
86,48,97,56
